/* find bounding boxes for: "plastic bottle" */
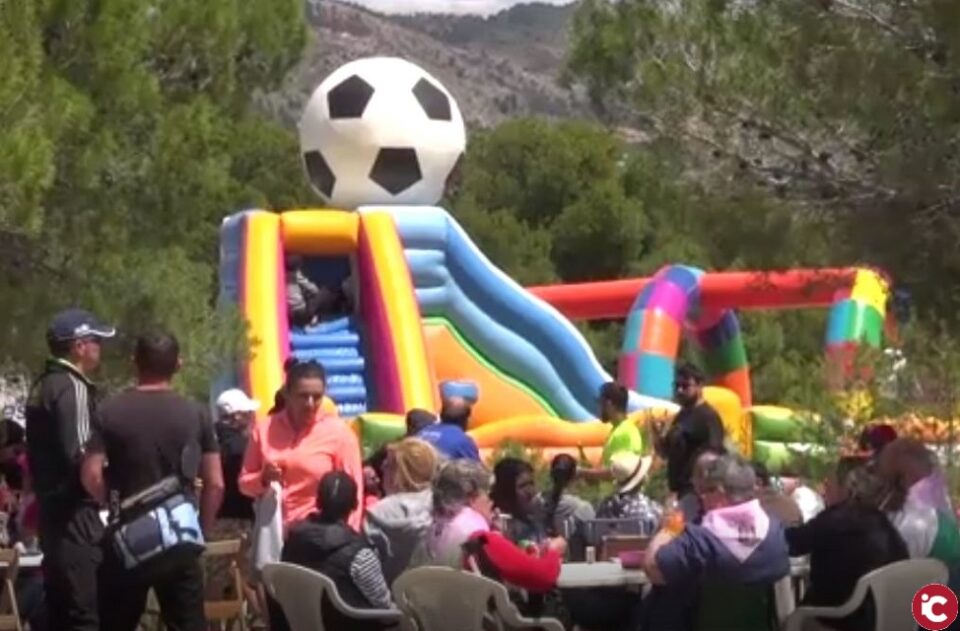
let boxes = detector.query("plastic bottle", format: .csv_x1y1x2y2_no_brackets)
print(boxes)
662,497,685,536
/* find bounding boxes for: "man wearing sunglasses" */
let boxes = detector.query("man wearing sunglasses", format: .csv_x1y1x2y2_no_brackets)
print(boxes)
25,308,115,631
653,363,725,522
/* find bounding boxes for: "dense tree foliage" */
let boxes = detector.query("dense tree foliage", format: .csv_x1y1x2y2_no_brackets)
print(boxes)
566,0,960,321
2,0,953,411
0,0,311,396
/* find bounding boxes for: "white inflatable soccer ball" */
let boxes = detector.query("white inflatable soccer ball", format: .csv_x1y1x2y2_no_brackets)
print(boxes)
299,57,467,209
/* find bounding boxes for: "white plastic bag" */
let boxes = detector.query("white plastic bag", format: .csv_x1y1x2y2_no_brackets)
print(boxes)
250,481,283,574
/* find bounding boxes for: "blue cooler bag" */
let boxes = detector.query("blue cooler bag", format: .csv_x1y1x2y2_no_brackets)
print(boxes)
111,478,205,570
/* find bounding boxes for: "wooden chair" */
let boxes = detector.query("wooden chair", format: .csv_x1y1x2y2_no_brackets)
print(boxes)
202,539,247,631
599,535,650,562
0,549,22,631
137,590,164,631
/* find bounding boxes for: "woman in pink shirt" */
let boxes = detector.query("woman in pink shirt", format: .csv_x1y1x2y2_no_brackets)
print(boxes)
239,360,364,532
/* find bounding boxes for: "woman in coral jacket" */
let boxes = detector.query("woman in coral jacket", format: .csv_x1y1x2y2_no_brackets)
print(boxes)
423,459,566,593
239,360,364,533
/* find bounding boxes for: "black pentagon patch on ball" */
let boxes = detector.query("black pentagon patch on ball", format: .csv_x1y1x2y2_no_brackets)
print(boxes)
303,150,335,198
369,148,422,195
412,78,452,121
327,75,374,118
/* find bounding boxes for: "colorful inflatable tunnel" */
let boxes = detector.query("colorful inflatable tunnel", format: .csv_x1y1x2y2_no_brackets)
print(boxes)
529,266,893,465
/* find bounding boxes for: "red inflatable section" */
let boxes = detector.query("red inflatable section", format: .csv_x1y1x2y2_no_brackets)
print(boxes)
527,268,864,321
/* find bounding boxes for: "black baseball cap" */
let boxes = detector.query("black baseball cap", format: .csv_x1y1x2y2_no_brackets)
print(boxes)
47,309,116,343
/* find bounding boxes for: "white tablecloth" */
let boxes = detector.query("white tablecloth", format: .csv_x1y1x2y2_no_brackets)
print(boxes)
557,561,647,588
0,553,42,569
790,556,810,576
18,553,42,569
558,555,808,590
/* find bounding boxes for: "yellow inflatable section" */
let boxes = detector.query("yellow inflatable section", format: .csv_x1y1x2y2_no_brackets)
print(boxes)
347,384,748,465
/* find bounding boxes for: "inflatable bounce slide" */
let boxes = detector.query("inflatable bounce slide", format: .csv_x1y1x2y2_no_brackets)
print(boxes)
218,206,678,462
215,56,896,466
218,204,892,466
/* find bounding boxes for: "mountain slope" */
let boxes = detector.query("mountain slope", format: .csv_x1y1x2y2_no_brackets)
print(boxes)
257,1,593,129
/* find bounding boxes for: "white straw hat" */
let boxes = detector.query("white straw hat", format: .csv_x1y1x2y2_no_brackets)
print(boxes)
609,453,653,494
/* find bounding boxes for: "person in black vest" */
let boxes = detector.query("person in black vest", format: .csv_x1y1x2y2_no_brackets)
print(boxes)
652,363,726,521
25,308,115,631
81,330,224,631
278,471,392,631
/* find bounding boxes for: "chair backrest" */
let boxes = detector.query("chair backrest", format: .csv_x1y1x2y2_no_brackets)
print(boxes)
393,566,505,631
862,558,948,631
262,562,338,631
600,535,650,561
201,538,244,620
583,518,650,546
204,539,242,557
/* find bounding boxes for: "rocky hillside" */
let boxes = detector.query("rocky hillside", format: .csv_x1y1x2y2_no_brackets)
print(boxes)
257,1,594,129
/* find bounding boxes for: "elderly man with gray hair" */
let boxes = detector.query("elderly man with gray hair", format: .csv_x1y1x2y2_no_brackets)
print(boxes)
643,454,790,629
423,459,564,594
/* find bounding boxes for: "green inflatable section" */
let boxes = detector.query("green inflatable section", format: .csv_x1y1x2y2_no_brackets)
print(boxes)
750,405,817,443
354,413,405,458
752,441,799,472
753,440,827,473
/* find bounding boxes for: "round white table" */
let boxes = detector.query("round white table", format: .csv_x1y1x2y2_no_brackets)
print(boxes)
557,561,647,588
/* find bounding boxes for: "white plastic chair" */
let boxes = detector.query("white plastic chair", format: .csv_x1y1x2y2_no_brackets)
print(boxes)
784,558,948,631
261,562,402,631
392,566,563,631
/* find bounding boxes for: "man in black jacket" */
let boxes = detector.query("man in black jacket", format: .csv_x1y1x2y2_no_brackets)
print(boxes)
25,308,115,631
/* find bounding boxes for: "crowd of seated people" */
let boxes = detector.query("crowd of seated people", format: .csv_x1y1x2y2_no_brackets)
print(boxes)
230,355,960,631
0,405,46,630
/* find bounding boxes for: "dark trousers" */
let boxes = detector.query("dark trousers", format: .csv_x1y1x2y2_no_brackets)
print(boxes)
563,587,644,631
39,512,102,631
642,583,699,631
100,548,205,631
16,571,48,631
